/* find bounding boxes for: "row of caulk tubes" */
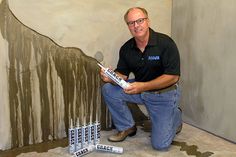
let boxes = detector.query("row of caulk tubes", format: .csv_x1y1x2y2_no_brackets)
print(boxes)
68,118,123,157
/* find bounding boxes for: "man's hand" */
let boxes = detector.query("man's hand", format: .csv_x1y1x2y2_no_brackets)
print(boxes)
124,82,146,94
100,68,112,83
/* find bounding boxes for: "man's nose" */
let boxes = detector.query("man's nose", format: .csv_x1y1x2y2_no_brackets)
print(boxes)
134,21,139,27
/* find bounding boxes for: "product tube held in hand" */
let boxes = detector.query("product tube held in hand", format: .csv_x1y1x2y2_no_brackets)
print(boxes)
97,62,130,89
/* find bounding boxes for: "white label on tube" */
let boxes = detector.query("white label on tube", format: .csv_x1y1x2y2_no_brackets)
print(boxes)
74,145,95,157
75,126,82,151
97,63,130,89
94,122,100,145
88,124,94,144
96,144,123,154
81,125,87,148
69,128,75,154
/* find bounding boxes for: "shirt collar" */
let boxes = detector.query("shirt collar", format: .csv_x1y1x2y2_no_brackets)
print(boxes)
130,28,157,48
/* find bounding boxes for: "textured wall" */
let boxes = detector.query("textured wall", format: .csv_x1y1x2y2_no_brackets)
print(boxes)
8,0,172,68
0,0,172,151
172,0,236,142
0,0,103,150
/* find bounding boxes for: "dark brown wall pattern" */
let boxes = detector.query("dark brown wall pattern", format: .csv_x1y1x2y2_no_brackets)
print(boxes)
0,0,109,150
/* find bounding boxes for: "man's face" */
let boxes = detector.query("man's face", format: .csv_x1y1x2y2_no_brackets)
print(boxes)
126,9,150,39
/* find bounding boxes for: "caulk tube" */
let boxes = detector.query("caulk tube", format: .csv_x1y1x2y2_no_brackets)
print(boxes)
85,124,89,146
68,119,75,154
88,116,94,145
97,63,130,89
74,145,95,157
81,117,88,148
81,122,85,148
94,120,101,145
75,118,82,151
96,144,123,154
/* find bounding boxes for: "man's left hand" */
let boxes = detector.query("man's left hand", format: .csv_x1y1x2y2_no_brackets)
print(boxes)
124,82,146,94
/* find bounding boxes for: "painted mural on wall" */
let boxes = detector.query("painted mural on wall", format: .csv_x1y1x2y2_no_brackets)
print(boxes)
0,0,107,150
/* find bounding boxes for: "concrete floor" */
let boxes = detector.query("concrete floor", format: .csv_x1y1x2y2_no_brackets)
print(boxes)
1,123,236,157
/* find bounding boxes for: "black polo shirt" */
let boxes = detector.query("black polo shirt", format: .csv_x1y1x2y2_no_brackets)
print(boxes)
115,28,180,82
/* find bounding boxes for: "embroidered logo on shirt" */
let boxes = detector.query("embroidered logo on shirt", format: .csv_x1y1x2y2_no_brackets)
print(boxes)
148,56,160,60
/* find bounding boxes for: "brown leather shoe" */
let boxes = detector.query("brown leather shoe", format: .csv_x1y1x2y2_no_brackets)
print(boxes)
108,126,137,142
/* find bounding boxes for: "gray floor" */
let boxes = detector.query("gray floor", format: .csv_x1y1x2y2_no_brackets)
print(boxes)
1,123,236,157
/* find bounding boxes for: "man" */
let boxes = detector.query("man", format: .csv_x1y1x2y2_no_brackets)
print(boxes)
100,7,182,150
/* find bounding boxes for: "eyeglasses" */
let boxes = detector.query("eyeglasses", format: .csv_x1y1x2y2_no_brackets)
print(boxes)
127,18,148,26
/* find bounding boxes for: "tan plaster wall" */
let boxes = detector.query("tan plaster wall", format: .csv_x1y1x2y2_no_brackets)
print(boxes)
8,0,172,68
0,0,172,150
0,0,102,150
172,0,236,142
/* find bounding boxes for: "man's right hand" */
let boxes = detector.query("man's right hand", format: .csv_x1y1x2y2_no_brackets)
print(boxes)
100,68,112,83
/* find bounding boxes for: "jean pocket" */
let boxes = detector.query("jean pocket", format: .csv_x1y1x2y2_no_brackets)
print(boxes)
142,90,178,106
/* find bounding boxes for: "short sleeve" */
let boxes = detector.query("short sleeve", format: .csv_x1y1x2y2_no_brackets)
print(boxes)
115,47,130,77
162,38,180,75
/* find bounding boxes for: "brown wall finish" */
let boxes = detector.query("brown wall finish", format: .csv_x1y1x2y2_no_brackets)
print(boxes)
0,0,110,150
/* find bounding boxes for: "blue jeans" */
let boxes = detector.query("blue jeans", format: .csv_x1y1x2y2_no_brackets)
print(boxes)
101,82,182,150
